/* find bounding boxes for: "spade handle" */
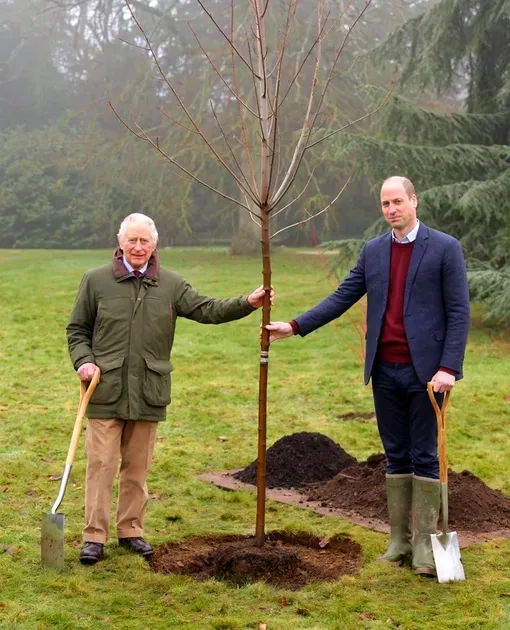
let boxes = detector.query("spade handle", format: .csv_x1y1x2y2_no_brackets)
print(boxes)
50,371,100,514
66,370,100,467
427,382,451,484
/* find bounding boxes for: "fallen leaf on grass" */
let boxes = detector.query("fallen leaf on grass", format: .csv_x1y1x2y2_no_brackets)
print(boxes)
2,545,17,555
72,540,81,547
49,474,62,481
280,598,289,607
0,602,5,608
26,489,38,497
2,487,8,493
359,612,376,621
218,436,229,442
41,457,54,463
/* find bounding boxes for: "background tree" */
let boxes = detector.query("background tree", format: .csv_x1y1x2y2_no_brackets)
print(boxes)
0,0,428,250
327,0,510,324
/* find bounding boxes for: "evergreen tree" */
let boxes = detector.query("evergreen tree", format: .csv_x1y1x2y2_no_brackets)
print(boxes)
328,0,510,324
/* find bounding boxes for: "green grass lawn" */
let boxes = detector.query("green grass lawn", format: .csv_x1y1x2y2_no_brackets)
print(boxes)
1,247,509,630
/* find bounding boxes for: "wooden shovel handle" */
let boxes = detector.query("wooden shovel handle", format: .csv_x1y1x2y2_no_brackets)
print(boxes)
65,370,100,467
427,382,451,484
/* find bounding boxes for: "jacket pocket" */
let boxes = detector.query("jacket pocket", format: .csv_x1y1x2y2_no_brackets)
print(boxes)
142,358,172,407
91,357,125,404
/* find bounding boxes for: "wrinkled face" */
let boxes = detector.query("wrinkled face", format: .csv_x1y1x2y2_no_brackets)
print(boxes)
380,179,418,238
118,221,156,270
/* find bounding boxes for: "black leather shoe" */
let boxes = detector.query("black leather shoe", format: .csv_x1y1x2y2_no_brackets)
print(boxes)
118,537,154,558
79,542,104,565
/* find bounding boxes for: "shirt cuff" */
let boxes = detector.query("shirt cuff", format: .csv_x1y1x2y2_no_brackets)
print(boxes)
439,366,456,376
289,320,300,335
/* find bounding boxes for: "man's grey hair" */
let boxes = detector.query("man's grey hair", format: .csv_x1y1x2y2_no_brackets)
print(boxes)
118,213,159,243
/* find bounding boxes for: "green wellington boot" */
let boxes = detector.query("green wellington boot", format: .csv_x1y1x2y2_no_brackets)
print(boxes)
378,473,413,564
412,475,440,577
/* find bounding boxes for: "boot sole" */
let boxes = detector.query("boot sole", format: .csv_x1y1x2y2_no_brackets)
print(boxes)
79,556,103,565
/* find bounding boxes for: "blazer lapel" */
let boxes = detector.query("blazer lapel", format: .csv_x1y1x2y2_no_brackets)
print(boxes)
404,224,429,312
379,233,392,305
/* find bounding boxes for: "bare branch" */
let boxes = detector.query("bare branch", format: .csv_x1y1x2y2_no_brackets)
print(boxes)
269,0,326,208
187,23,260,120
242,193,262,228
278,11,331,109
109,101,262,218
230,0,259,197
121,0,261,204
266,0,297,200
306,85,394,149
195,0,261,79
157,107,199,134
307,1,373,142
271,175,353,239
330,55,360,82
118,37,150,51
209,100,259,201
271,166,316,218
253,0,271,205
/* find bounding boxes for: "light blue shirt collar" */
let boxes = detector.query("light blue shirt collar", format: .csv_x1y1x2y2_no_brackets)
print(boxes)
392,219,420,244
123,255,148,275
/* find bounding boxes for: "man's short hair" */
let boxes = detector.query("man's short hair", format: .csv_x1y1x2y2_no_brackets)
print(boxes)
118,213,159,243
382,176,416,199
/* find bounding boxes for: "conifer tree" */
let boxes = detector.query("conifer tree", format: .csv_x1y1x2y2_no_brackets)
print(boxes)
330,0,510,323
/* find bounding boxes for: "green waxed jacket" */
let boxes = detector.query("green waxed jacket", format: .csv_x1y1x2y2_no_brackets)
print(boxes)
66,249,256,421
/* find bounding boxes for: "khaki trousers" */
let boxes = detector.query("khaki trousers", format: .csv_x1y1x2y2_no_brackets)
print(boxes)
83,419,158,543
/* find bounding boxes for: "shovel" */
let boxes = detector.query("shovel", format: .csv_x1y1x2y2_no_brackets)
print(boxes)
41,370,100,569
427,382,465,584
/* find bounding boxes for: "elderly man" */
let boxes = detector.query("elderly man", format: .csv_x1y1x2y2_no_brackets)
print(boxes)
267,176,470,577
67,212,271,565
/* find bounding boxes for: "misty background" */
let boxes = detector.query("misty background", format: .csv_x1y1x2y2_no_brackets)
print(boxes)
1,0,509,325
0,0,439,250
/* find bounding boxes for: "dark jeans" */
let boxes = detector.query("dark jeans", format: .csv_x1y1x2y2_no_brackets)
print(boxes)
371,361,441,479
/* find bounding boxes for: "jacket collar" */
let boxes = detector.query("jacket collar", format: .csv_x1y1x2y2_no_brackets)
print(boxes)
112,247,160,281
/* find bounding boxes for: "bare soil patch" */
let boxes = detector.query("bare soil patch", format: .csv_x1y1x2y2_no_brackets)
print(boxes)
150,531,362,589
206,433,510,547
233,431,356,489
307,452,510,534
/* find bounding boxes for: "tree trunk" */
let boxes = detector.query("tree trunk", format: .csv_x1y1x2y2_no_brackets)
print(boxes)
229,206,260,255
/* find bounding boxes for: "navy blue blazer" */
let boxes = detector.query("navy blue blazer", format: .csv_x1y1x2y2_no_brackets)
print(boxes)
295,223,470,385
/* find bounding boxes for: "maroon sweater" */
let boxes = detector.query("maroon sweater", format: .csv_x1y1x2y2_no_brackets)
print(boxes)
378,241,414,363
291,239,455,375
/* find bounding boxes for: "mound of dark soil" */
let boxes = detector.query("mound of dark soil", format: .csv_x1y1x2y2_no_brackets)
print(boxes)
233,432,357,489
150,531,362,589
307,453,510,534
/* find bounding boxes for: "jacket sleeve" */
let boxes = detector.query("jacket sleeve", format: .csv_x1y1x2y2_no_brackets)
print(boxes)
439,239,471,373
66,273,97,370
294,244,368,336
175,278,255,324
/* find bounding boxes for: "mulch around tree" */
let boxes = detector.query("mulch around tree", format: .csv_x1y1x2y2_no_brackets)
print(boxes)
233,431,357,488
201,433,510,547
149,531,362,589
